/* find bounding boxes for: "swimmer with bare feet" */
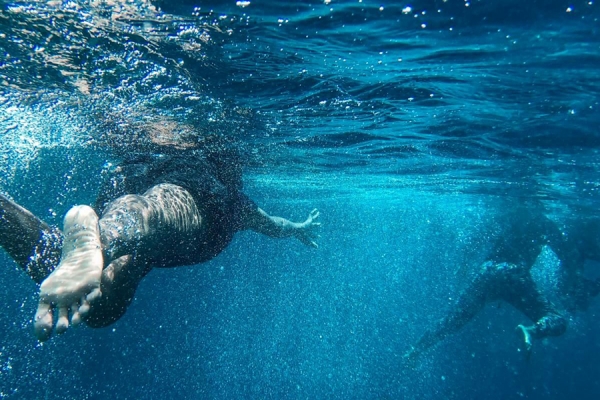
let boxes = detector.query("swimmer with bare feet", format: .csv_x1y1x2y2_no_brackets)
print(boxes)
0,127,320,341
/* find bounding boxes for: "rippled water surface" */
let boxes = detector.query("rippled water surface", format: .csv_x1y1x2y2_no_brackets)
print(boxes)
2,0,598,197
1,1,599,399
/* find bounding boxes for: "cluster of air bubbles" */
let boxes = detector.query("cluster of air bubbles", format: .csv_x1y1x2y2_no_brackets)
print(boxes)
530,246,564,305
0,100,90,187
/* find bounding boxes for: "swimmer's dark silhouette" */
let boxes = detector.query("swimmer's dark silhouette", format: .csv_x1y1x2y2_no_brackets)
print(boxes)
404,202,600,363
0,120,320,341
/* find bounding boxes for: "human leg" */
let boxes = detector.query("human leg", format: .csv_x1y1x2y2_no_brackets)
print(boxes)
34,205,104,340
404,262,496,363
504,266,567,351
98,183,202,264
0,194,136,336
0,194,100,339
0,194,62,283
34,183,202,339
84,254,148,328
87,183,201,327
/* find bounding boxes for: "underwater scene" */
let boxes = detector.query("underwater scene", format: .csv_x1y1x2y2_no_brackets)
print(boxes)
1,0,599,398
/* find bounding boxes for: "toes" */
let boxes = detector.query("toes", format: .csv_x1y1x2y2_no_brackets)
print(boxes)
78,297,91,317
71,312,81,326
71,301,82,326
34,302,54,342
55,306,70,334
86,287,102,303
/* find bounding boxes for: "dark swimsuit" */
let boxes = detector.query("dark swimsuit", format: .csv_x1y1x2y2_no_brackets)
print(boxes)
95,152,257,266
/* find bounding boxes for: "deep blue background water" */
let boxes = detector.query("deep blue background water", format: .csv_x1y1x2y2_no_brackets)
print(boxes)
1,0,599,398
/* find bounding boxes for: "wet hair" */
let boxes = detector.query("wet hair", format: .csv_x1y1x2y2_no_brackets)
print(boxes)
94,114,246,190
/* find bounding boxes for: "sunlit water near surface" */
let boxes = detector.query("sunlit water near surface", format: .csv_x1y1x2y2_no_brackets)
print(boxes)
1,0,599,398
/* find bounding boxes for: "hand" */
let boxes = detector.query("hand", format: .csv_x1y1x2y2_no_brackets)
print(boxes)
295,208,321,248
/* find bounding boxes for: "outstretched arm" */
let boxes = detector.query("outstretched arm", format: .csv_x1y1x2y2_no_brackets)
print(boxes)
245,208,321,248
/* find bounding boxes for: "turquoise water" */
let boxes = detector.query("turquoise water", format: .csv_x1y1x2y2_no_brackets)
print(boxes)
1,0,599,398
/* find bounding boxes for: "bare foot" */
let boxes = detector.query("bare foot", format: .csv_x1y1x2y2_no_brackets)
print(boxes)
34,206,103,341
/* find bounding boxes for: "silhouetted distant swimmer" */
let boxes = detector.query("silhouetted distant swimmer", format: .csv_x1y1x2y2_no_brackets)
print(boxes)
0,121,321,341
403,202,600,365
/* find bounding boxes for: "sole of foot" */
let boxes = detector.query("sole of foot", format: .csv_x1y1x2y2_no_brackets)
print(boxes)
34,205,103,341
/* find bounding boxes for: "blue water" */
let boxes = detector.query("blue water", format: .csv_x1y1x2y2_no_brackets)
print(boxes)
1,0,599,398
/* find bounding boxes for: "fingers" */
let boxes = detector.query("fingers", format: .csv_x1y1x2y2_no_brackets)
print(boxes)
305,209,321,228
299,209,321,248
34,301,54,342
298,234,319,248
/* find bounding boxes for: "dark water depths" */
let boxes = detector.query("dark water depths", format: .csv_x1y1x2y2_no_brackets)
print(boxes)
1,0,599,398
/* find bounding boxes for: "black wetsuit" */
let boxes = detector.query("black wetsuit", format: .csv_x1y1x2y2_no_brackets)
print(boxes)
0,195,63,284
1,150,257,285
95,152,258,267
411,205,600,355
